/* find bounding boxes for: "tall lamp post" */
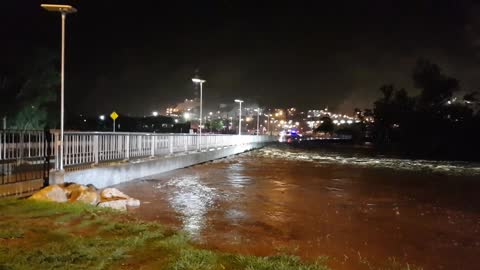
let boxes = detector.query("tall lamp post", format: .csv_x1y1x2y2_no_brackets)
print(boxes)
267,114,272,135
192,78,205,150
234,99,244,136
41,4,77,171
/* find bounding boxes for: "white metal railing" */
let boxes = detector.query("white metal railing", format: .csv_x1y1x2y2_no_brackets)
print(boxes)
61,132,274,169
0,130,56,161
1,130,274,169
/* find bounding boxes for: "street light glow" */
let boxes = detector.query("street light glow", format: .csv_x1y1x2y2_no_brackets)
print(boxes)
99,115,105,121
41,4,77,13
152,111,158,117
191,78,206,84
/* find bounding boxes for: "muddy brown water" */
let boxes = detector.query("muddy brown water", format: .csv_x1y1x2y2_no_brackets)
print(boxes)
115,145,480,270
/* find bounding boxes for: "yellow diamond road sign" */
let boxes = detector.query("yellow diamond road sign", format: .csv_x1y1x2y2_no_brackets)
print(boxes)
110,111,118,120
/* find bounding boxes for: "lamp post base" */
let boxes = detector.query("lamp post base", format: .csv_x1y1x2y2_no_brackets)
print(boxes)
49,170,65,185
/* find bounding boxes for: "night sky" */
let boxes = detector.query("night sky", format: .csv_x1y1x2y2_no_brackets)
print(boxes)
2,0,480,115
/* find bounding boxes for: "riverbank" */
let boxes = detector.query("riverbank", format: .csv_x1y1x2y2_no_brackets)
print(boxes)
0,199,330,270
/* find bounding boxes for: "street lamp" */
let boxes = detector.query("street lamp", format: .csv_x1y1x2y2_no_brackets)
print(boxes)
267,114,272,135
234,99,244,136
41,4,77,171
192,78,205,150
255,108,261,135
152,111,158,117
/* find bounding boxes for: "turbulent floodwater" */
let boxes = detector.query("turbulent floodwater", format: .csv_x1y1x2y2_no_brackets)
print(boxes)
115,144,480,270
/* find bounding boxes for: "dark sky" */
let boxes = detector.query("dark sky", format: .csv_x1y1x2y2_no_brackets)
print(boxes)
2,0,480,115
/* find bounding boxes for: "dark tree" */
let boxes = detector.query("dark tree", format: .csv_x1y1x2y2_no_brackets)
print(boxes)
0,50,59,130
315,116,334,135
413,59,459,108
464,91,479,103
371,59,480,160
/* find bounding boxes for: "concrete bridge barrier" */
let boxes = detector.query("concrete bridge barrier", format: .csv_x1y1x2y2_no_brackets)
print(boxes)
63,142,267,188
1,131,275,190
51,132,275,187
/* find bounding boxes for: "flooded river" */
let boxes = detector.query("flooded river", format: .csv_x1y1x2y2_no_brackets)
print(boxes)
115,144,480,269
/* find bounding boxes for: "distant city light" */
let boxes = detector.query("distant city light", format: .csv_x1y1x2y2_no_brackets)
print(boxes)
152,111,159,117
184,112,191,120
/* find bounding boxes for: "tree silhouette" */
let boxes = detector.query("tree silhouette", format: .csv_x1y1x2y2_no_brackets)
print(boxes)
371,59,480,160
413,59,459,108
315,116,334,135
0,51,59,130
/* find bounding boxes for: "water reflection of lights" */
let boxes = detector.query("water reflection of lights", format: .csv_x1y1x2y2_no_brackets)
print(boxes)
227,162,251,188
156,175,217,237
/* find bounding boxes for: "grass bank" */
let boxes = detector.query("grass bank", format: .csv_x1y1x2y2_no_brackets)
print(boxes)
0,199,422,270
0,199,329,270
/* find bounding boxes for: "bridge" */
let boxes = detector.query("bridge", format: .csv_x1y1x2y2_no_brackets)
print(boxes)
0,130,275,197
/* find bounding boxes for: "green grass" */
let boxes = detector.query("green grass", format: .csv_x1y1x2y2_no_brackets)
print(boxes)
0,199,422,270
0,199,329,270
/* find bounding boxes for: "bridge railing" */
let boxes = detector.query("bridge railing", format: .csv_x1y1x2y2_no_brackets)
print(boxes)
1,130,274,170
60,132,273,169
0,130,55,161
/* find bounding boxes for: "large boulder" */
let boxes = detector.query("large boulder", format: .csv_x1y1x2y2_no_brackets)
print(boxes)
126,198,141,207
74,190,99,205
63,183,87,199
100,188,130,201
86,184,97,192
30,185,68,202
98,199,128,211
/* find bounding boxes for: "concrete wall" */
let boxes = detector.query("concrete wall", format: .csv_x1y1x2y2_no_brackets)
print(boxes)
0,179,45,198
64,143,266,188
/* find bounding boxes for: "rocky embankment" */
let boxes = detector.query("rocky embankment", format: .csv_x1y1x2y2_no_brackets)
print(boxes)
29,183,140,211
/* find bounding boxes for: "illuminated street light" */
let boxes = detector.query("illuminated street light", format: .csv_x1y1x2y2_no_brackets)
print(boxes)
234,99,244,135
99,115,105,121
184,112,191,120
41,3,77,171
152,111,158,117
255,108,261,135
266,114,272,135
192,78,205,150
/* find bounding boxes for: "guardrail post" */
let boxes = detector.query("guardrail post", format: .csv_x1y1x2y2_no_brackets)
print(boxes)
54,131,60,170
169,136,173,154
151,135,155,157
0,131,3,160
184,136,188,152
93,135,99,165
197,135,200,151
19,132,24,160
28,133,31,158
125,135,130,160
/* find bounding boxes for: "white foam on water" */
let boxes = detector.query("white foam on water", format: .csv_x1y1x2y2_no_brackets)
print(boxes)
255,147,480,176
